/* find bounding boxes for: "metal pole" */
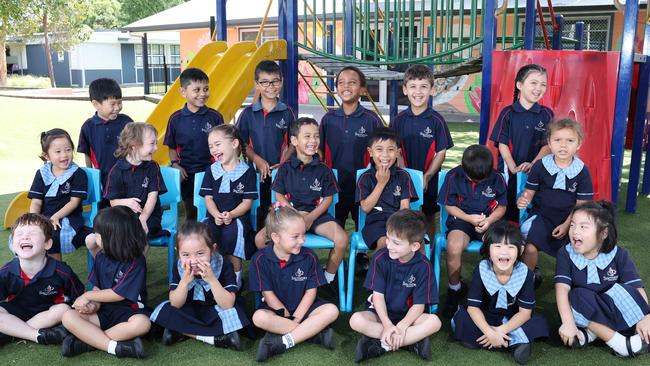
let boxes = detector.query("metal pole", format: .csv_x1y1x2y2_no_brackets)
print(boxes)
209,16,216,41
285,0,299,113
427,25,433,108
142,33,150,95
625,59,649,212
279,0,288,103
574,21,584,50
389,20,398,120
479,0,496,144
216,0,227,41
326,24,335,106
523,0,537,50
611,0,640,203
344,0,354,56
163,54,169,93
552,15,564,50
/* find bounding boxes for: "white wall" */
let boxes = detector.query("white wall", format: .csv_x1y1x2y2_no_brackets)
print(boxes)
69,43,122,70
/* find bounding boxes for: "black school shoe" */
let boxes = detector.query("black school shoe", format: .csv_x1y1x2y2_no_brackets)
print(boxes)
214,331,241,351
614,336,650,358
354,335,386,363
37,324,69,345
355,253,370,276
0,332,13,346
442,282,466,318
512,343,532,364
256,333,287,362
115,337,146,358
406,337,431,360
62,334,93,357
161,328,185,346
309,327,335,349
533,266,543,289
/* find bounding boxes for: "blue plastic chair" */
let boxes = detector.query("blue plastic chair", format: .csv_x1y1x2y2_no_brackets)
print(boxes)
79,167,101,274
430,171,528,313
269,169,346,311
345,168,429,312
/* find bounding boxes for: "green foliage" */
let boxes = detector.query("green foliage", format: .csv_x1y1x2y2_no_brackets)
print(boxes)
32,0,92,52
85,0,121,30
118,0,184,26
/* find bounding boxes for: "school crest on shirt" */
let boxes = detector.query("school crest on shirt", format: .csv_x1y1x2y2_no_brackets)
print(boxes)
355,126,368,138
393,185,402,196
233,182,245,194
275,118,287,129
114,270,124,283
310,178,322,192
142,177,149,188
291,268,307,282
481,186,496,198
567,181,578,193
201,122,213,133
60,182,71,195
420,126,433,138
402,274,417,288
39,285,57,296
603,267,618,282
534,121,546,132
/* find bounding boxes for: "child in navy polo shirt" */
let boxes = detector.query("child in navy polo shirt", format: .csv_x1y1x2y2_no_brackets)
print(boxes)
439,144,507,318
237,61,296,228
391,65,453,239
104,123,167,241
61,206,151,358
518,118,593,287
28,128,94,260
357,128,417,253
250,206,339,362
452,221,548,365
320,66,384,229
489,64,553,223
200,124,258,288
350,210,440,362
78,78,133,188
165,68,224,220
555,201,650,357
255,117,348,285
0,213,84,347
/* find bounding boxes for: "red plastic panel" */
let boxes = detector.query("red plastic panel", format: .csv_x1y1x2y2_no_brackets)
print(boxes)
487,50,620,201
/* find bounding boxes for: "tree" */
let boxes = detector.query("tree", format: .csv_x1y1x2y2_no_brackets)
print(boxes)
0,0,38,86
85,0,121,30
119,0,184,26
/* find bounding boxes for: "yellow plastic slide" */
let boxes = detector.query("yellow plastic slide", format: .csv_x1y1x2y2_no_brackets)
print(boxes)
3,40,287,229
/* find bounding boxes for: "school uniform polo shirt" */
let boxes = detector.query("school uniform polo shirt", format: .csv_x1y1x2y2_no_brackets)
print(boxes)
0,257,84,314
104,159,167,232
199,162,258,212
489,101,554,172
77,113,133,185
272,154,338,212
89,252,147,308
356,166,417,214
364,248,437,319
319,105,383,197
390,106,454,171
28,168,87,230
236,99,296,166
164,104,224,174
438,165,507,216
249,245,326,313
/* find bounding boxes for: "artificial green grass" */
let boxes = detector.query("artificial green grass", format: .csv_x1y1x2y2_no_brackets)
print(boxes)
1,96,650,364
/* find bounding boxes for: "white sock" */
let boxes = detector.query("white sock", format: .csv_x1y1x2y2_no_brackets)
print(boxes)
630,334,644,353
282,333,295,349
107,340,117,355
380,340,391,351
197,335,214,345
235,270,242,288
576,328,597,346
448,282,462,291
586,329,597,344
324,271,336,284
606,332,629,356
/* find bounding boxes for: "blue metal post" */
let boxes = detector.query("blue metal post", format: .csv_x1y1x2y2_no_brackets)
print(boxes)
344,0,354,56
625,59,650,212
326,25,335,106
216,0,227,41
574,22,584,50
524,0,537,50
278,0,288,103
479,0,497,144
643,135,650,194
427,25,433,108
389,20,398,119
611,0,640,203
284,0,299,113
209,16,216,40
552,15,564,50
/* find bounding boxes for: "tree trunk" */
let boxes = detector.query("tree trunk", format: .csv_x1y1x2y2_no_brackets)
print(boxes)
0,26,7,87
43,11,55,88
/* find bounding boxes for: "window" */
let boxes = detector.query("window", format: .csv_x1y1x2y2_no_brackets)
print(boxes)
521,14,611,51
135,44,166,67
170,45,180,65
240,28,278,45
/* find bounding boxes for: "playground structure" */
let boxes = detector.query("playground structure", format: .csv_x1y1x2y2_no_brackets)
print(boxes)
4,0,650,223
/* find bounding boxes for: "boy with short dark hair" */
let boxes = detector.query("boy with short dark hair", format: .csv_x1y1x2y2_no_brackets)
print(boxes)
438,144,507,318
237,60,297,227
165,67,224,220
0,213,85,346
349,209,441,362
78,78,133,187
391,65,453,240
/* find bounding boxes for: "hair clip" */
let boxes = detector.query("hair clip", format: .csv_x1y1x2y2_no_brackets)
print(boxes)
273,201,284,211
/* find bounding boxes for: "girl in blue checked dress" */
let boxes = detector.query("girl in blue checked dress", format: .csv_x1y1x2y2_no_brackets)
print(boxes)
555,201,650,357
151,221,248,350
452,221,548,365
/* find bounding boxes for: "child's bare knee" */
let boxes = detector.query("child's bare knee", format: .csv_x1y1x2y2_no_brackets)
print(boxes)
425,314,442,332
349,312,366,331
130,315,151,333
61,309,79,325
252,310,270,327
322,303,339,322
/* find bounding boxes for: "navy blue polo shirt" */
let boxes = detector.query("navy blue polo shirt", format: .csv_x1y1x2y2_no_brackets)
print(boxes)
89,252,147,308
272,154,338,212
0,256,84,313
77,113,133,185
199,162,258,213
28,167,87,231
364,248,437,318
236,99,296,166
489,101,554,172
526,158,593,225
164,104,224,174
390,107,453,171
249,245,326,314
320,105,383,197
104,159,167,232
356,166,417,214
438,165,507,216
